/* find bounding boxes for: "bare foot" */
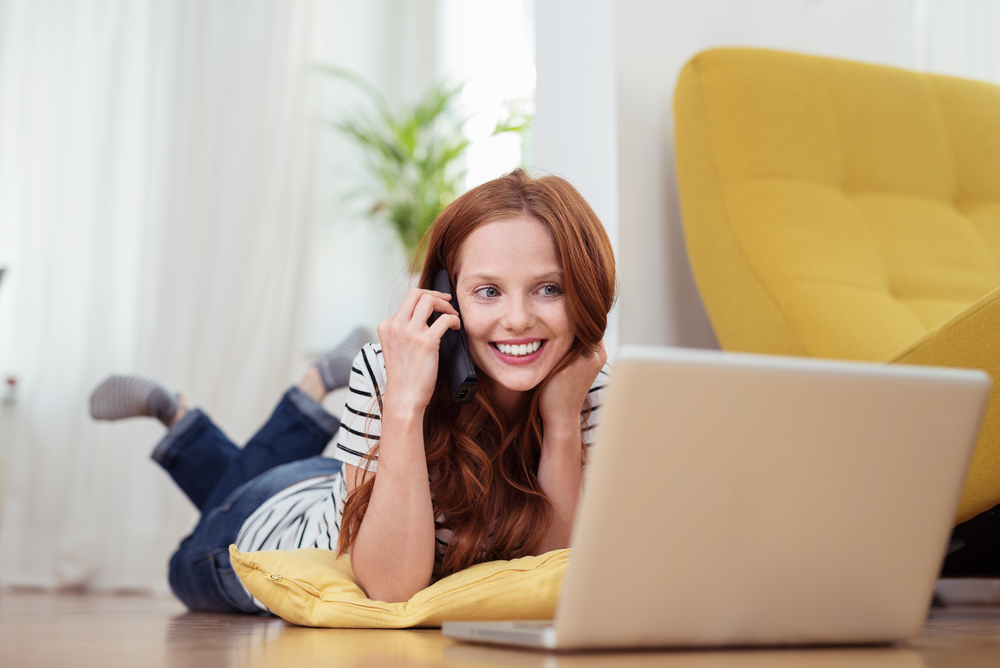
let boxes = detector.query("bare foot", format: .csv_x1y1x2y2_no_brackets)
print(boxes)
298,367,326,403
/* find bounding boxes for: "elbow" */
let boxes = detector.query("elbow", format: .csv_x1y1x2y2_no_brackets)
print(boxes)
364,582,427,604
351,552,431,603
359,574,431,603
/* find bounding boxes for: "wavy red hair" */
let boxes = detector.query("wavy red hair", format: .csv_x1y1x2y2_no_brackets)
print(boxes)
337,169,616,578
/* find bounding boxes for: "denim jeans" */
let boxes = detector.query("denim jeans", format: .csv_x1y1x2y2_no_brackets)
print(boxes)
154,386,343,613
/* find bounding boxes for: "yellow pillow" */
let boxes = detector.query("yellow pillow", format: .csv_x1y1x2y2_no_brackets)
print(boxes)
229,544,569,628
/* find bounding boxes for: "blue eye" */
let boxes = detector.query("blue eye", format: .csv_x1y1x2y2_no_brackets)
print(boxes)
476,286,499,299
541,284,561,296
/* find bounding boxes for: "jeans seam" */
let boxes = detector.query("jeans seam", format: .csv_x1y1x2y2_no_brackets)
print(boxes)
170,457,344,613
217,457,343,512
155,410,210,468
285,390,340,442
287,386,341,435
209,550,255,612
293,409,335,443
219,481,275,513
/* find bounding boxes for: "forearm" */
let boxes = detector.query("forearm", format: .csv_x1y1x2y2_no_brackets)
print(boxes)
535,420,584,554
350,405,436,602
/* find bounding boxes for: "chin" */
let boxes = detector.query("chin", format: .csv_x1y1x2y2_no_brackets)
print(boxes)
472,344,568,396
485,362,556,393
496,375,545,393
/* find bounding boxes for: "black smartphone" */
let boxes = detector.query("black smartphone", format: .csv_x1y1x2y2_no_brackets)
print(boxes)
428,268,478,403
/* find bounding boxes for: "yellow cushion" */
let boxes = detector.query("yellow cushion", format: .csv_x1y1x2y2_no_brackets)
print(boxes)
674,47,1000,521
229,544,568,628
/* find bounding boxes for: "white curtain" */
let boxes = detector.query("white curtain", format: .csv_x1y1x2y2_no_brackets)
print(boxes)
0,0,335,593
918,0,1000,83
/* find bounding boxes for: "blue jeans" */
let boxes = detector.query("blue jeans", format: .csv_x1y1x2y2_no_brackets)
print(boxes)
154,386,343,613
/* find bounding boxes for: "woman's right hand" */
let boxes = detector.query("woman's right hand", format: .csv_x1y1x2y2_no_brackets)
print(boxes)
377,288,461,413
354,288,457,601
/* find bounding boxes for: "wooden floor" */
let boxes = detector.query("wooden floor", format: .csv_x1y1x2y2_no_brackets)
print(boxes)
1,589,999,667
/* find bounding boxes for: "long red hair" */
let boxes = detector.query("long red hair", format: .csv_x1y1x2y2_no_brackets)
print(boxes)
337,169,616,578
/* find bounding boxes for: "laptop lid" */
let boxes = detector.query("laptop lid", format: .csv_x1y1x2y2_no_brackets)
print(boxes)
552,346,989,649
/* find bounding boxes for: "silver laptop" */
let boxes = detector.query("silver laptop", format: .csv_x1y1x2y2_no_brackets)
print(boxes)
443,345,990,650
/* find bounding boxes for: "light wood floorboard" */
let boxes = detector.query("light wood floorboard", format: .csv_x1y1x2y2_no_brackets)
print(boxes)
1,589,998,667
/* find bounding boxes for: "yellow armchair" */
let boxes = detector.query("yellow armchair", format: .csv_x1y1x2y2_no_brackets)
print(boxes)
674,48,1000,523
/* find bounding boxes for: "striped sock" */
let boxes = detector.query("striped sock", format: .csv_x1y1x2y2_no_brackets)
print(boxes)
89,375,179,427
315,326,374,393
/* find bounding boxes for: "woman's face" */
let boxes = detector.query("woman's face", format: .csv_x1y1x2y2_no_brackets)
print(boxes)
454,215,575,411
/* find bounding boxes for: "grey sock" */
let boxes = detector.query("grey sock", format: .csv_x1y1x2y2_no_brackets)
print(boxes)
315,326,374,393
89,375,179,427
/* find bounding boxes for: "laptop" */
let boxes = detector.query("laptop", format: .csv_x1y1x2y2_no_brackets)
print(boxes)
443,345,991,650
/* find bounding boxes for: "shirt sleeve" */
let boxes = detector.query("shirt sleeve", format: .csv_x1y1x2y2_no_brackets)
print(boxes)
332,343,385,472
582,362,611,447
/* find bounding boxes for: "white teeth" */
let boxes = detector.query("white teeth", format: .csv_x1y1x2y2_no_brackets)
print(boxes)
498,341,541,356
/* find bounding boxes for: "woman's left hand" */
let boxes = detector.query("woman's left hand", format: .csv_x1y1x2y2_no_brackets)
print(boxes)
538,340,608,430
534,341,607,553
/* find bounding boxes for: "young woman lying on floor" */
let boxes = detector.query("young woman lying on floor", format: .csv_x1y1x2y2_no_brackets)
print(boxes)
90,169,616,612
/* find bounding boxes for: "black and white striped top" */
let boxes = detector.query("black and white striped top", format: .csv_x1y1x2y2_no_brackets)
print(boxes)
333,342,610,569
234,473,347,552
235,343,609,571
336,343,609,468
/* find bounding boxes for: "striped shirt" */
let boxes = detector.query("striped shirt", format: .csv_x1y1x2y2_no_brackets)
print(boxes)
233,472,348,611
333,343,610,570
336,343,609,468
234,473,347,552
235,343,609,602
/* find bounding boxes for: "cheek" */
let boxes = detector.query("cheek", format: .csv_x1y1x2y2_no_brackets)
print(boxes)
463,317,494,369
459,309,491,348
538,304,575,361
545,302,574,340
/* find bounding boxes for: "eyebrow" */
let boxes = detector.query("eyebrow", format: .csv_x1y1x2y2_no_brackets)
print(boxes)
462,270,564,284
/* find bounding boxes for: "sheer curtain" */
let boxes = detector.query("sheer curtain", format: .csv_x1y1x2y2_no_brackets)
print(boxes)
0,0,336,593
918,0,1000,82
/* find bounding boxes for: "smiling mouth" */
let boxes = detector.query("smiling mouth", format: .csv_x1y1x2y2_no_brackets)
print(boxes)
492,341,544,357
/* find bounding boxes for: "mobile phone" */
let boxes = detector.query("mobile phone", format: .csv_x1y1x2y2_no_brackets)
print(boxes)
428,268,478,403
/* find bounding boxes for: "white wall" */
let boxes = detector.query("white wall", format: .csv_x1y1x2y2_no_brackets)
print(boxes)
536,0,1000,351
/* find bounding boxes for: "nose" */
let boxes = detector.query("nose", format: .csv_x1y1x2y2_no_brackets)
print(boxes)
500,294,535,332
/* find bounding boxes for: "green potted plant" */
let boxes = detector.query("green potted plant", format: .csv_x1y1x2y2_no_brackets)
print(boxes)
317,66,531,270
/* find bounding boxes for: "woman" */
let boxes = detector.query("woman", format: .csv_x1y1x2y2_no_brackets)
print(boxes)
90,169,616,612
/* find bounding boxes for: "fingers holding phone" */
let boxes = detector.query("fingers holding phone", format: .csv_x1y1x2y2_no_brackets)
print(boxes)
430,269,479,403
377,287,461,413
397,288,456,327
410,289,461,335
